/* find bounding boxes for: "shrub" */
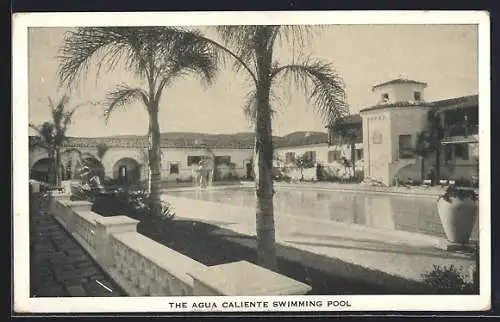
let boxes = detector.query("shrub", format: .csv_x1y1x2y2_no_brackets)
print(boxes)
421,264,477,294
70,184,94,202
90,189,175,225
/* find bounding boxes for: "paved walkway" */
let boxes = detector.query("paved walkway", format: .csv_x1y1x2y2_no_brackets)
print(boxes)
30,192,125,297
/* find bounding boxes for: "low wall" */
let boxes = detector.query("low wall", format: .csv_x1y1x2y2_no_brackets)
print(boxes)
48,191,311,297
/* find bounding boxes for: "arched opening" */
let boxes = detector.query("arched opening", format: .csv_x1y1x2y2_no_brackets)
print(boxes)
113,158,141,185
30,158,55,183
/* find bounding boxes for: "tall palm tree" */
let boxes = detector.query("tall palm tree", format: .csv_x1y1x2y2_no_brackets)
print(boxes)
57,27,219,215
201,26,348,270
29,95,80,186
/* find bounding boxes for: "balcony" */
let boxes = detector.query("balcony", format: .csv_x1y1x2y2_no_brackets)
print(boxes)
442,124,478,138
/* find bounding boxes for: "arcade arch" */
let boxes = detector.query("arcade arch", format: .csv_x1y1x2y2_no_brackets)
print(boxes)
112,157,141,184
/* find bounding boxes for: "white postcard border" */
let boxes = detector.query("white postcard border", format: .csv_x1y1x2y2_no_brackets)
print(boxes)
13,10,491,313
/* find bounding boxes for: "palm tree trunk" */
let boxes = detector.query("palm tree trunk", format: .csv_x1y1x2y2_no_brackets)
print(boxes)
48,149,55,185
148,108,163,216
435,142,441,184
55,148,62,186
420,156,425,182
350,142,356,179
254,75,277,271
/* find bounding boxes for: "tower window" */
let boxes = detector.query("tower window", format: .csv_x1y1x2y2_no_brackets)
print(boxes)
381,93,389,102
170,163,179,174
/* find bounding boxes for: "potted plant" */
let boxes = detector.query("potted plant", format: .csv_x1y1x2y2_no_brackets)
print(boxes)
437,185,478,245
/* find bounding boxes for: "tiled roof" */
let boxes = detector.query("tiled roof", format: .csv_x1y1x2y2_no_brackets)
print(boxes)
339,114,362,124
359,94,478,113
430,94,478,112
275,132,329,148
360,101,434,113
29,134,257,150
372,78,427,90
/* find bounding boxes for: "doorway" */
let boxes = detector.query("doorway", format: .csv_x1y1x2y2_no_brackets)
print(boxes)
119,165,127,183
245,161,254,180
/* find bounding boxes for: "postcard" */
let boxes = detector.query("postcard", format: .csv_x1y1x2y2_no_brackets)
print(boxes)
12,10,491,313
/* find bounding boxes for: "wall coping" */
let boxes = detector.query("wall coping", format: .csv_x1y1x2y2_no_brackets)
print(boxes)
61,200,93,207
94,215,139,226
188,260,312,296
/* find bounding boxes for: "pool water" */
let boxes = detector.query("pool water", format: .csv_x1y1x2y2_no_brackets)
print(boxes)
166,187,479,240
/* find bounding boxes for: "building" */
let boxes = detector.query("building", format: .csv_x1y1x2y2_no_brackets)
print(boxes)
273,117,364,181
359,78,479,185
29,134,254,184
29,78,479,186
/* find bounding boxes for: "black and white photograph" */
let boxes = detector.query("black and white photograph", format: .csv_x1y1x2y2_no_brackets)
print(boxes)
13,11,490,313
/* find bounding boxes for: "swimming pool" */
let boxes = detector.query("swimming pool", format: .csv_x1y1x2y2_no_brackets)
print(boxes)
166,187,479,240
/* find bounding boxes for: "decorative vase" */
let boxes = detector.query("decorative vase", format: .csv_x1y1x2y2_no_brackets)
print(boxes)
437,195,478,244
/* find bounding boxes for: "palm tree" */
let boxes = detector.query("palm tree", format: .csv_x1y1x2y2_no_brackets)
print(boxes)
201,26,348,270
138,148,150,186
329,118,358,179
203,144,217,183
424,109,445,184
29,95,80,186
294,153,315,181
57,27,219,215
414,131,430,182
94,142,109,179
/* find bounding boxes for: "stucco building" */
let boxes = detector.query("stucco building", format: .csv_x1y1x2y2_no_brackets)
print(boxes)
29,78,479,187
29,135,255,184
359,79,478,185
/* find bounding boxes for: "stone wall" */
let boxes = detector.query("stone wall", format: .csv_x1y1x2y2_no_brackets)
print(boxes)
48,190,311,297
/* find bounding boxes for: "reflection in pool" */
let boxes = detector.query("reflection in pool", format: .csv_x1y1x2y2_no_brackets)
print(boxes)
165,188,479,240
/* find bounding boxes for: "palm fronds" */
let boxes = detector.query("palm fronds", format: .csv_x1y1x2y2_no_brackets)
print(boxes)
271,56,348,125
102,84,149,122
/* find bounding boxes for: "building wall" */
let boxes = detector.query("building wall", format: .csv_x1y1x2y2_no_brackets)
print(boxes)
372,83,426,104
160,147,253,181
29,144,253,182
388,106,430,181
362,110,392,184
275,142,364,180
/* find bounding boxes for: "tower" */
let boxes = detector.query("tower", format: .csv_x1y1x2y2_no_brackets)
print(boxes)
371,78,427,105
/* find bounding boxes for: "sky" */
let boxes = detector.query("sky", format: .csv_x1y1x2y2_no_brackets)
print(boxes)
27,24,478,138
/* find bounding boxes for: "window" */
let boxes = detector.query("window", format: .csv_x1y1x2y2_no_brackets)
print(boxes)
356,149,364,160
214,156,231,165
398,134,413,159
372,131,382,144
285,152,296,164
328,150,341,163
414,91,422,101
455,144,469,160
187,156,202,166
169,163,179,174
304,151,316,163
381,93,389,102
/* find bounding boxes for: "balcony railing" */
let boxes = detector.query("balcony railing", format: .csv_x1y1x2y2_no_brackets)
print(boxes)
443,124,479,138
